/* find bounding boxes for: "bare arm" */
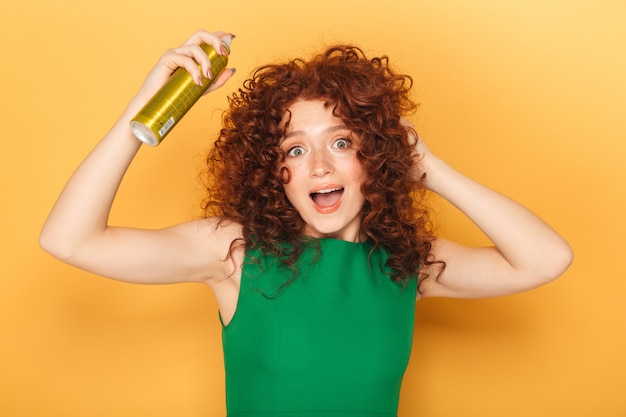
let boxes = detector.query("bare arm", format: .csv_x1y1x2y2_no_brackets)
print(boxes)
410,129,573,299
39,30,240,285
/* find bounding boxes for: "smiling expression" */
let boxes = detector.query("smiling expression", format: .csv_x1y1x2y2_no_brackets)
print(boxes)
279,100,366,242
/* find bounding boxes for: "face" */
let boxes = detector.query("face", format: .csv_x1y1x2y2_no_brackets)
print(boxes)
279,100,366,242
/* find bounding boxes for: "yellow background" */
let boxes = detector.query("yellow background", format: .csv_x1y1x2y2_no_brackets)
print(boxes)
1,1,625,416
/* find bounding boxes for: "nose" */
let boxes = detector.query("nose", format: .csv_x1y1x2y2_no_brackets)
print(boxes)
309,149,334,177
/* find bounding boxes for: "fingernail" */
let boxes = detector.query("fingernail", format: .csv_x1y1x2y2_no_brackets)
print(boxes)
231,67,237,74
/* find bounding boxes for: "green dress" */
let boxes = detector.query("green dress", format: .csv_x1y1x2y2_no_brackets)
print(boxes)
222,238,417,417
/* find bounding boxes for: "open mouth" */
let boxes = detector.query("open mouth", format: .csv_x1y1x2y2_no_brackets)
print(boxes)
310,187,344,208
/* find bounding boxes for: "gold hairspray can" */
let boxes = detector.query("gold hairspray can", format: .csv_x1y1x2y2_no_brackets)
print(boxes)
130,36,231,146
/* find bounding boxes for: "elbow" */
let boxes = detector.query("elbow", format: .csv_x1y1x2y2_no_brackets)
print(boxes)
553,239,574,277
558,243,575,277
537,240,574,285
39,229,63,260
39,226,78,263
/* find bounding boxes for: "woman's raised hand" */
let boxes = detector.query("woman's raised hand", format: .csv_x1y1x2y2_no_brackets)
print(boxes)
137,29,236,101
401,118,443,186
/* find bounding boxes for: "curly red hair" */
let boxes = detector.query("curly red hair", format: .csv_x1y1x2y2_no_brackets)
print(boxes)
203,44,437,283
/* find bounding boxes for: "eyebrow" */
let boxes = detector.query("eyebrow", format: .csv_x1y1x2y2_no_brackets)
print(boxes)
282,124,351,141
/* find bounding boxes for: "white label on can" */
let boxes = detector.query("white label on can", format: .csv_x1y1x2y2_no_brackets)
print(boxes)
159,117,175,138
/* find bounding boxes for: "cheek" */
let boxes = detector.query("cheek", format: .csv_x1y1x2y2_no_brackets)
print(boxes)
347,159,366,184
282,181,302,210
348,162,367,201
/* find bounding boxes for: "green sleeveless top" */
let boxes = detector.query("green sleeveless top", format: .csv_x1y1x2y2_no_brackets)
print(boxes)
222,238,417,417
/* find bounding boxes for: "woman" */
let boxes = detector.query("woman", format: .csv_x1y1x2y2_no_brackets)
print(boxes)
40,29,573,416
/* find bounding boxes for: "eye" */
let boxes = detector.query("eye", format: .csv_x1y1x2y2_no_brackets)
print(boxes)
287,146,306,157
333,138,350,149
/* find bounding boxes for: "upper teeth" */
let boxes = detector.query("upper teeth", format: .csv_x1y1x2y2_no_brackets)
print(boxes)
315,188,342,194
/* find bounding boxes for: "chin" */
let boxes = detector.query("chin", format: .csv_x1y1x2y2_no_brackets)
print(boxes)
304,223,362,241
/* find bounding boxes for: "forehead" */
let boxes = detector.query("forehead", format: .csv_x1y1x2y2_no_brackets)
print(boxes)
281,100,346,135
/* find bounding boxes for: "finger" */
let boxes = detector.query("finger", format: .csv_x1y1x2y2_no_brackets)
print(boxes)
179,31,235,81
158,46,206,86
181,29,223,46
400,119,418,146
182,29,232,57
205,67,237,95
